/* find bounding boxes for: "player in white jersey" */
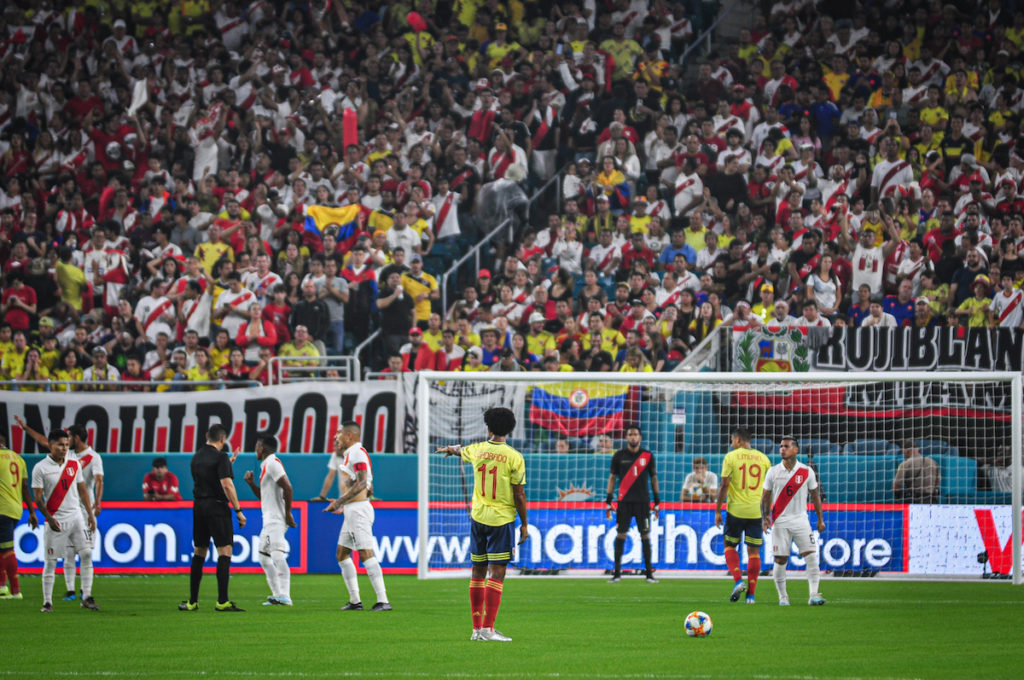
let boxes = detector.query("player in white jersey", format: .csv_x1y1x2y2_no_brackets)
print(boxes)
31,430,97,613
15,419,104,602
243,436,296,606
760,436,826,607
324,421,391,611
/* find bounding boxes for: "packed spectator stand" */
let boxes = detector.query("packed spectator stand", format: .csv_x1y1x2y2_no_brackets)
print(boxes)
1,0,1022,391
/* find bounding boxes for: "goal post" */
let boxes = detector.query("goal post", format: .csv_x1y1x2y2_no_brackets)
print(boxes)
415,370,1022,584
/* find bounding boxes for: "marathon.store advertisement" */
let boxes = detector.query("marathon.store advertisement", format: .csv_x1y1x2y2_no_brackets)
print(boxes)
13,502,1019,575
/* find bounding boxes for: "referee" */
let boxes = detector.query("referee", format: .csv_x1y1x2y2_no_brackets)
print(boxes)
605,424,661,583
179,425,246,612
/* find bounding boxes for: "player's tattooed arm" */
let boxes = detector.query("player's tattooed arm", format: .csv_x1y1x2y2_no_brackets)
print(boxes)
325,469,368,512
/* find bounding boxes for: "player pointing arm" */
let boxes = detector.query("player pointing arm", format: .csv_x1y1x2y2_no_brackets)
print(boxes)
437,407,528,642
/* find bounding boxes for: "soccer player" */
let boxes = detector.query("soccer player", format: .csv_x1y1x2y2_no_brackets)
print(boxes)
16,417,103,602
437,407,528,642
605,424,661,583
324,421,391,611
0,441,36,600
31,430,97,612
179,424,246,612
761,436,827,606
714,427,771,604
243,436,297,606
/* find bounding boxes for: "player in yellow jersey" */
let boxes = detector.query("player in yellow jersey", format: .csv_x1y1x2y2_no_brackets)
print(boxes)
715,427,771,604
438,407,528,642
0,444,36,599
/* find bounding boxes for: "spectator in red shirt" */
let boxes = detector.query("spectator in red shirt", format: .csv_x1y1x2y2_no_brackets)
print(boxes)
142,457,182,501
1,270,37,331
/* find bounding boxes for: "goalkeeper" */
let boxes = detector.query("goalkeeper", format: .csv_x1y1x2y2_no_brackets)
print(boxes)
437,407,528,642
605,424,661,583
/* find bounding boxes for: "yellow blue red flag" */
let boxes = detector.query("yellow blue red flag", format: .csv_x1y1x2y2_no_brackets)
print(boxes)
305,204,361,239
528,382,628,436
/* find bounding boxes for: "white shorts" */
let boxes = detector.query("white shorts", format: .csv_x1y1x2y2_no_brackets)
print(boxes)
258,523,290,555
337,500,375,551
771,521,816,558
44,518,90,559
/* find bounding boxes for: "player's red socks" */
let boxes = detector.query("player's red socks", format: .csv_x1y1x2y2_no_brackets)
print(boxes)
724,546,743,583
1,551,18,593
469,578,486,630
481,579,504,629
747,555,761,595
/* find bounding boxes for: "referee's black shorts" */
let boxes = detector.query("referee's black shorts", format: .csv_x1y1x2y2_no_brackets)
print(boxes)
193,499,233,549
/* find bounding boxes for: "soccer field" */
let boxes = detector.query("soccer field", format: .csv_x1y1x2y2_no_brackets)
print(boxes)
2,575,1022,680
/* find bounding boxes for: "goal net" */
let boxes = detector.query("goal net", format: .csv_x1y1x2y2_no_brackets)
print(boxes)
415,371,1022,583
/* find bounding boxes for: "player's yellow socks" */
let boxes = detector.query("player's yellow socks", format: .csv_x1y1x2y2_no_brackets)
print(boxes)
482,579,504,629
724,546,743,582
469,578,486,630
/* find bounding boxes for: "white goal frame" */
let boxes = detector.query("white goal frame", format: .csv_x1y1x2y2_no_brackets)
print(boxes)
416,370,1022,584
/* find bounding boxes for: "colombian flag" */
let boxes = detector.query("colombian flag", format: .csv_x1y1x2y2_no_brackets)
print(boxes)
528,383,628,436
305,204,361,239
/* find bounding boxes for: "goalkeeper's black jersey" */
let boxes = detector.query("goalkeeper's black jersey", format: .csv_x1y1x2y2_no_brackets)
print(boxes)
610,447,656,504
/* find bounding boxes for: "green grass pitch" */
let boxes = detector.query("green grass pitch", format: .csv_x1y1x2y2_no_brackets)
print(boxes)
2,574,1022,679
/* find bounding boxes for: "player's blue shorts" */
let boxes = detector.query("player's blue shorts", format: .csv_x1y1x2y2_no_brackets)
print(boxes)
0,515,16,550
469,519,515,564
723,512,763,547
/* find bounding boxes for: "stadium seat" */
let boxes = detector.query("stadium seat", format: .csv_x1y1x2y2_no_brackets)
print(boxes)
800,438,841,457
915,439,960,458
751,437,776,455
928,454,977,498
843,439,901,456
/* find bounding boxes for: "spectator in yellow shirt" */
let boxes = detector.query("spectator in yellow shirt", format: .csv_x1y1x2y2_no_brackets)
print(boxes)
458,346,489,371
278,325,321,377
401,254,439,328
955,277,992,327
194,224,234,276
187,347,216,391
581,313,625,354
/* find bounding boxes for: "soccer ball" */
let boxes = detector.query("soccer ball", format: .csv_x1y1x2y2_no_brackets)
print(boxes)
684,610,713,637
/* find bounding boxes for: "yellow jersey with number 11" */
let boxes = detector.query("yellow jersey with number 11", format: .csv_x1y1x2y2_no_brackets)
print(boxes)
460,440,526,527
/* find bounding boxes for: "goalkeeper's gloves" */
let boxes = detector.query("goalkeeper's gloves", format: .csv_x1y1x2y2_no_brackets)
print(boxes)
605,493,614,508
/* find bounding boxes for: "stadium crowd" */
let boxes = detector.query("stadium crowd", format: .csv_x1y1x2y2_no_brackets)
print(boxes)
1,0,1023,389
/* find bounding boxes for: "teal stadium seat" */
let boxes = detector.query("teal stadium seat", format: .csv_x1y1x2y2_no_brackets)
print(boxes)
915,439,960,458
751,438,776,455
800,438,841,457
927,454,977,498
843,439,901,456
814,454,901,503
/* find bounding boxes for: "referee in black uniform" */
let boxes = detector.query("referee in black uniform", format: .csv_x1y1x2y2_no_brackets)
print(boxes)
605,424,661,583
178,424,246,612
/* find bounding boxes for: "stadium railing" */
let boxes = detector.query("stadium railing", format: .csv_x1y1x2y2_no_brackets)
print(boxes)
353,329,382,378
440,165,567,313
678,0,744,65
266,354,360,384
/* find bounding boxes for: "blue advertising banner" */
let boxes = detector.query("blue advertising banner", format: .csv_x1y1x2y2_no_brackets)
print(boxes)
14,502,309,574
421,504,905,572
13,502,905,574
